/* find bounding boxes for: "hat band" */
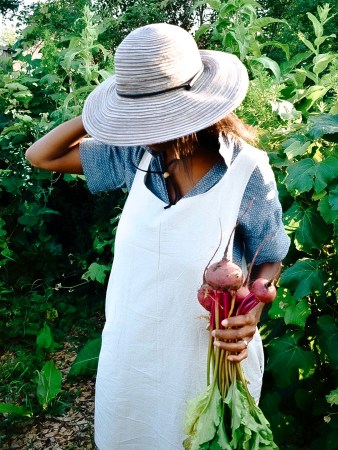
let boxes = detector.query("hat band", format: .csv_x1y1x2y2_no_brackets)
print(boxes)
116,65,204,99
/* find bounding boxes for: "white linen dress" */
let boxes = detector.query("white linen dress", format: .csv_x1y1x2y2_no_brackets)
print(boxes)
94,140,268,450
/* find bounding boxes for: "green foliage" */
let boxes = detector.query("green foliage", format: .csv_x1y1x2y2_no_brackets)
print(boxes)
0,5,121,424
0,1,337,448
69,337,102,376
36,360,62,409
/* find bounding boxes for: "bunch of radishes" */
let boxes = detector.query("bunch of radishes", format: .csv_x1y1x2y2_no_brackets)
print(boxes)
198,237,277,324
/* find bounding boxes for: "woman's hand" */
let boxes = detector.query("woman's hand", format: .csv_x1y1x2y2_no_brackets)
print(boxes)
210,261,282,363
211,302,264,362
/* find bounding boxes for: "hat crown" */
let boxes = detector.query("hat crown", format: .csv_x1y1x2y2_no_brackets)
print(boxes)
115,24,202,96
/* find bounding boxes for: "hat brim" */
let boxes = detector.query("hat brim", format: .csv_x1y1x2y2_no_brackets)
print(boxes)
82,50,249,146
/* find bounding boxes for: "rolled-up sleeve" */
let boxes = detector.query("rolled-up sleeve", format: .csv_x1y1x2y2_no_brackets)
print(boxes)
236,160,290,265
79,139,146,194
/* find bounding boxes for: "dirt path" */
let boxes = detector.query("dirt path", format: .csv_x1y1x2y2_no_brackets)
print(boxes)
1,341,97,450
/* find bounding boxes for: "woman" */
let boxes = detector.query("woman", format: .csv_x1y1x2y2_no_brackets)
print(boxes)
26,23,290,450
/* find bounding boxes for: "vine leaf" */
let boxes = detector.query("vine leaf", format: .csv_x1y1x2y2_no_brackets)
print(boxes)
318,195,337,224
284,156,338,194
267,332,316,387
82,262,111,284
317,315,338,365
283,202,331,251
280,259,325,298
284,298,311,328
326,389,338,406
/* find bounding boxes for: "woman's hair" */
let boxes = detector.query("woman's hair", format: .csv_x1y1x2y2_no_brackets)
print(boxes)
170,113,257,158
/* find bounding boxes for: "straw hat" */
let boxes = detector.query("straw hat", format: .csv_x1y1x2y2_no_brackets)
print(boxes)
82,23,249,146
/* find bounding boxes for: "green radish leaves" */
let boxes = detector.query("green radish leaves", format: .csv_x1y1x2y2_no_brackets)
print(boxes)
36,360,62,410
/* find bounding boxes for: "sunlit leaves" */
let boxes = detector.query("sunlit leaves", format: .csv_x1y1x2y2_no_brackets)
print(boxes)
82,262,111,284
280,259,326,299
283,202,331,252
284,156,338,194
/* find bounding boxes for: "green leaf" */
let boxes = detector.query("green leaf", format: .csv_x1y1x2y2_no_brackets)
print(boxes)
308,114,338,140
280,259,325,299
36,323,53,349
185,385,222,449
207,0,221,10
318,194,338,224
329,184,338,211
307,12,323,38
69,337,102,376
251,56,281,83
224,381,277,448
284,298,311,328
194,23,213,41
283,202,331,251
36,360,62,409
252,17,289,29
267,332,316,386
313,53,336,75
298,32,316,54
326,389,338,406
0,403,32,417
284,140,311,159
82,262,111,284
317,315,338,365
284,157,338,194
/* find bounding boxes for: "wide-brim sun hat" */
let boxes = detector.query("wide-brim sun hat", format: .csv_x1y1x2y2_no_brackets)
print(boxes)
82,23,249,146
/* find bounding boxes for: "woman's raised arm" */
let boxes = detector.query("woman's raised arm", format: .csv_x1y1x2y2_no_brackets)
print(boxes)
25,115,86,174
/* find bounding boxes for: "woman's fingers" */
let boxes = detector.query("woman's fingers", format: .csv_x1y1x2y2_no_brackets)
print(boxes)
211,312,258,363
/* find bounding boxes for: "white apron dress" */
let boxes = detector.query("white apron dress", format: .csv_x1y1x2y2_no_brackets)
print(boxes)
95,139,266,450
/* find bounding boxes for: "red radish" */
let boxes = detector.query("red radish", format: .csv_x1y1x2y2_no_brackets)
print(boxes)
251,278,277,303
235,285,250,303
205,259,243,291
197,284,214,312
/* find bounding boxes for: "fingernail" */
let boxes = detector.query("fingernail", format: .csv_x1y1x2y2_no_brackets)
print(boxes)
211,331,216,337
222,319,228,327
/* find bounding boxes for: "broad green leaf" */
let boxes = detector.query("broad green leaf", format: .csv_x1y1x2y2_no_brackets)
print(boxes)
251,56,280,83
268,288,290,320
69,337,102,376
329,184,338,211
36,323,53,349
298,32,316,54
307,12,323,38
283,202,330,251
224,381,277,448
318,195,338,224
260,41,290,60
284,157,338,194
313,53,336,75
252,17,288,29
194,23,213,41
191,386,222,449
284,140,311,159
295,205,331,252
0,403,32,417
82,262,111,284
267,332,316,386
36,360,62,409
207,0,221,10
280,51,312,74
284,298,311,328
308,114,338,140
280,259,325,299
317,315,338,365
326,389,338,406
